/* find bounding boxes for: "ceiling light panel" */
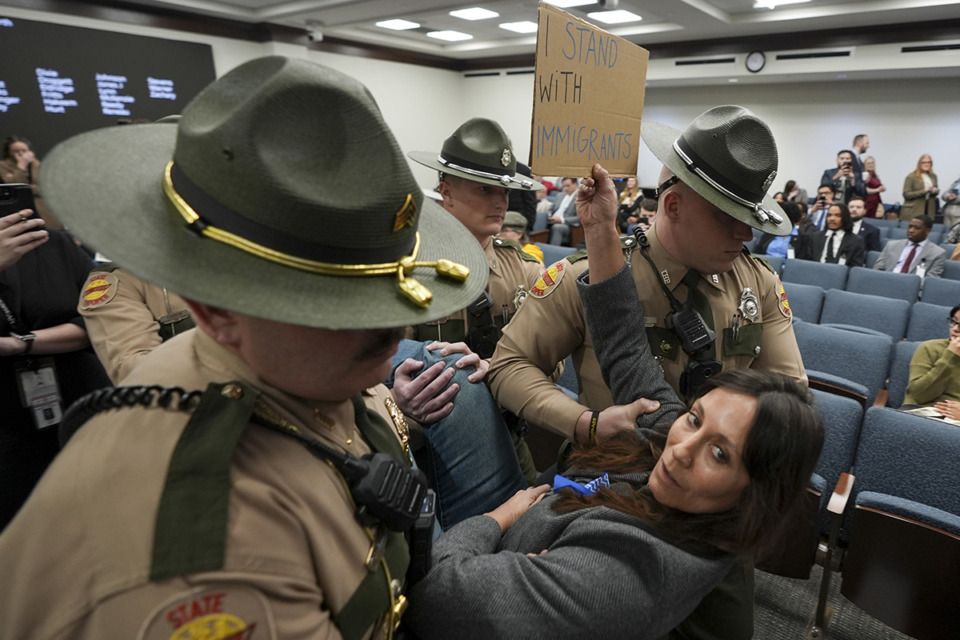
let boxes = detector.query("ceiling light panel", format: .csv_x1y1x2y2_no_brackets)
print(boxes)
376,19,420,31
427,30,473,41
544,0,595,8
499,21,539,34
450,7,499,21
588,10,643,25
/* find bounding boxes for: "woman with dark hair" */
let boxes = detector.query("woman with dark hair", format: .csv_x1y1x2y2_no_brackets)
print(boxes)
0,137,57,228
783,179,807,205
903,303,960,418
403,166,824,640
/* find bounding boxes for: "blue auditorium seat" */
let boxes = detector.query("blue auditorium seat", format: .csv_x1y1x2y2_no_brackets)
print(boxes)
781,259,848,290
921,276,960,307
845,266,921,303
885,340,921,408
781,282,823,323
906,301,953,342
819,289,910,340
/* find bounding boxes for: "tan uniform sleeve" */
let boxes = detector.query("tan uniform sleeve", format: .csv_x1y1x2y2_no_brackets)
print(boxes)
79,270,179,384
754,268,807,386
488,260,591,439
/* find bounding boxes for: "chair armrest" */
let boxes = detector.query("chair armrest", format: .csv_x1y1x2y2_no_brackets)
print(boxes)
828,472,855,516
856,491,960,537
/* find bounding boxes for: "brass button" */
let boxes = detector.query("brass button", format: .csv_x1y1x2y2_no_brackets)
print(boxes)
221,383,244,399
659,340,673,355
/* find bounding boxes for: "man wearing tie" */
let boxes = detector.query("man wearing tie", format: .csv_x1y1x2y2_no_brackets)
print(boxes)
547,177,580,245
797,202,866,267
847,196,882,252
874,215,946,277
809,184,836,231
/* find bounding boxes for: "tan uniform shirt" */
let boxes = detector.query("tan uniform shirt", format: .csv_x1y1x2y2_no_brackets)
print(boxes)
411,238,540,343
0,330,405,640
488,225,806,439
78,267,192,383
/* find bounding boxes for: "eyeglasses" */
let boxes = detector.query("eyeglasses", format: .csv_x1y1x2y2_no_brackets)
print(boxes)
949,318,960,328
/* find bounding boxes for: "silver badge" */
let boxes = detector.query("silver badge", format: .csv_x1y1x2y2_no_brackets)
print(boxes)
513,285,528,310
761,170,777,195
712,274,719,284
500,149,512,167
739,287,760,322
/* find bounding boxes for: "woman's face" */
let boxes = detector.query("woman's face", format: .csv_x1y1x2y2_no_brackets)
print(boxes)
648,388,754,514
627,177,637,188
919,156,933,173
7,141,30,162
949,309,960,341
864,157,875,172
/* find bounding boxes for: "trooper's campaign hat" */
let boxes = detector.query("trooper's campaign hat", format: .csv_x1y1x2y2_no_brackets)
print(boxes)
409,118,543,192
642,105,790,236
40,56,488,329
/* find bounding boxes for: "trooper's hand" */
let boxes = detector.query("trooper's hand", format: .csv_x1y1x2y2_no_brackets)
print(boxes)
392,359,458,424
576,397,662,444
576,163,618,231
425,341,489,382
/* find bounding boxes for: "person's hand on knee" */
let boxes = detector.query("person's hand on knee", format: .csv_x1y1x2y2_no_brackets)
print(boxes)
425,341,490,382
392,358,459,424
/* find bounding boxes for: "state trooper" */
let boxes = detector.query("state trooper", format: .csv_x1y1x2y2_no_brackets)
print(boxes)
0,56,489,640
488,105,806,640
391,118,547,489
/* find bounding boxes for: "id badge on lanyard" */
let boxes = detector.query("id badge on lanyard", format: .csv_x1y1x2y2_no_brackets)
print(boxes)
15,357,62,429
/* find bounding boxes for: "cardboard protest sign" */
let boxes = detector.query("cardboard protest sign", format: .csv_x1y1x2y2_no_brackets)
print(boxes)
530,2,648,177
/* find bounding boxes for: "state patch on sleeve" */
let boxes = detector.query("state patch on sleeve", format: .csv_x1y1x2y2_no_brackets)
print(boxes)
80,271,119,310
776,277,792,319
137,586,276,640
530,260,566,298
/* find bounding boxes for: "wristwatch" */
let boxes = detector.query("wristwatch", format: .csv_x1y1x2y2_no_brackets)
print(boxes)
12,332,37,354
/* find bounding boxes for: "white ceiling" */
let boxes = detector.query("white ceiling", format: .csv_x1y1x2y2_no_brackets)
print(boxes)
106,0,960,61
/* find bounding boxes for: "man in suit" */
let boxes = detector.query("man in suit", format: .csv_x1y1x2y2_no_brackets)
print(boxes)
820,149,866,204
547,176,580,245
847,196,882,252
797,201,866,267
851,134,870,176
874,215,946,278
808,184,836,232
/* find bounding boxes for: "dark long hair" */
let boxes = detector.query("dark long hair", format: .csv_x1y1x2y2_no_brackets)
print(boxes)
2,136,32,161
552,370,824,558
828,203,853,233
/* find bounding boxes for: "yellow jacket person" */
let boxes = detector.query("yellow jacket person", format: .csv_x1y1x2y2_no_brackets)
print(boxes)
0,57,486,640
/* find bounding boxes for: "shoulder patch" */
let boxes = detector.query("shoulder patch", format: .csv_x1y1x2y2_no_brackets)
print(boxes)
530,260,567,298
80,271,119,310
776,277,792,319
494,237,540,263
137,586,276,640
566,249,588,264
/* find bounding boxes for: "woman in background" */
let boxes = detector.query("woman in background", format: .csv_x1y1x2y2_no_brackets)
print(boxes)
901,154,939,221
863,156,886,218
0,137,58,229
783,179,807,205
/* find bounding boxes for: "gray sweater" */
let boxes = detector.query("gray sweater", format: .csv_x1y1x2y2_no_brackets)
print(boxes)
404,264,731,639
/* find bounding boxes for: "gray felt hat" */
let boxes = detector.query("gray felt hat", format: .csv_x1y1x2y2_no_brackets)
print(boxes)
641,105,790,236
39,56,488,329
409,118,543,192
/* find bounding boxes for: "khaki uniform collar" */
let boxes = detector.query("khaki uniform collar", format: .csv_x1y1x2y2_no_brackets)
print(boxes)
192,330,358,441
485,237,502,276
645,222,726,294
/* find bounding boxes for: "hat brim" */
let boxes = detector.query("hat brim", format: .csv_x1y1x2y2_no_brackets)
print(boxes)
40,124,489,330
641,121,791,236
408,151,544,192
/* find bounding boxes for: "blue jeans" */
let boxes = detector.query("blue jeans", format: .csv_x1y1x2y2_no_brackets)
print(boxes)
386,340,526,530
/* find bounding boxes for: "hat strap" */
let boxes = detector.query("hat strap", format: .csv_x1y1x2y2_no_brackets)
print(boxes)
438,154,534,189
163,162,470,308
672,140,783,225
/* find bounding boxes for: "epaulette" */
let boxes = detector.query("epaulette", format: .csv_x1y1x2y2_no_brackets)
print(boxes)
566,234,638,264
492,237,540,262
746,247,778,276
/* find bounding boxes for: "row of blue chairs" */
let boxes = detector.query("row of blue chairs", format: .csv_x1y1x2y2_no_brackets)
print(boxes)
772,260,960,301
785,397,960,640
